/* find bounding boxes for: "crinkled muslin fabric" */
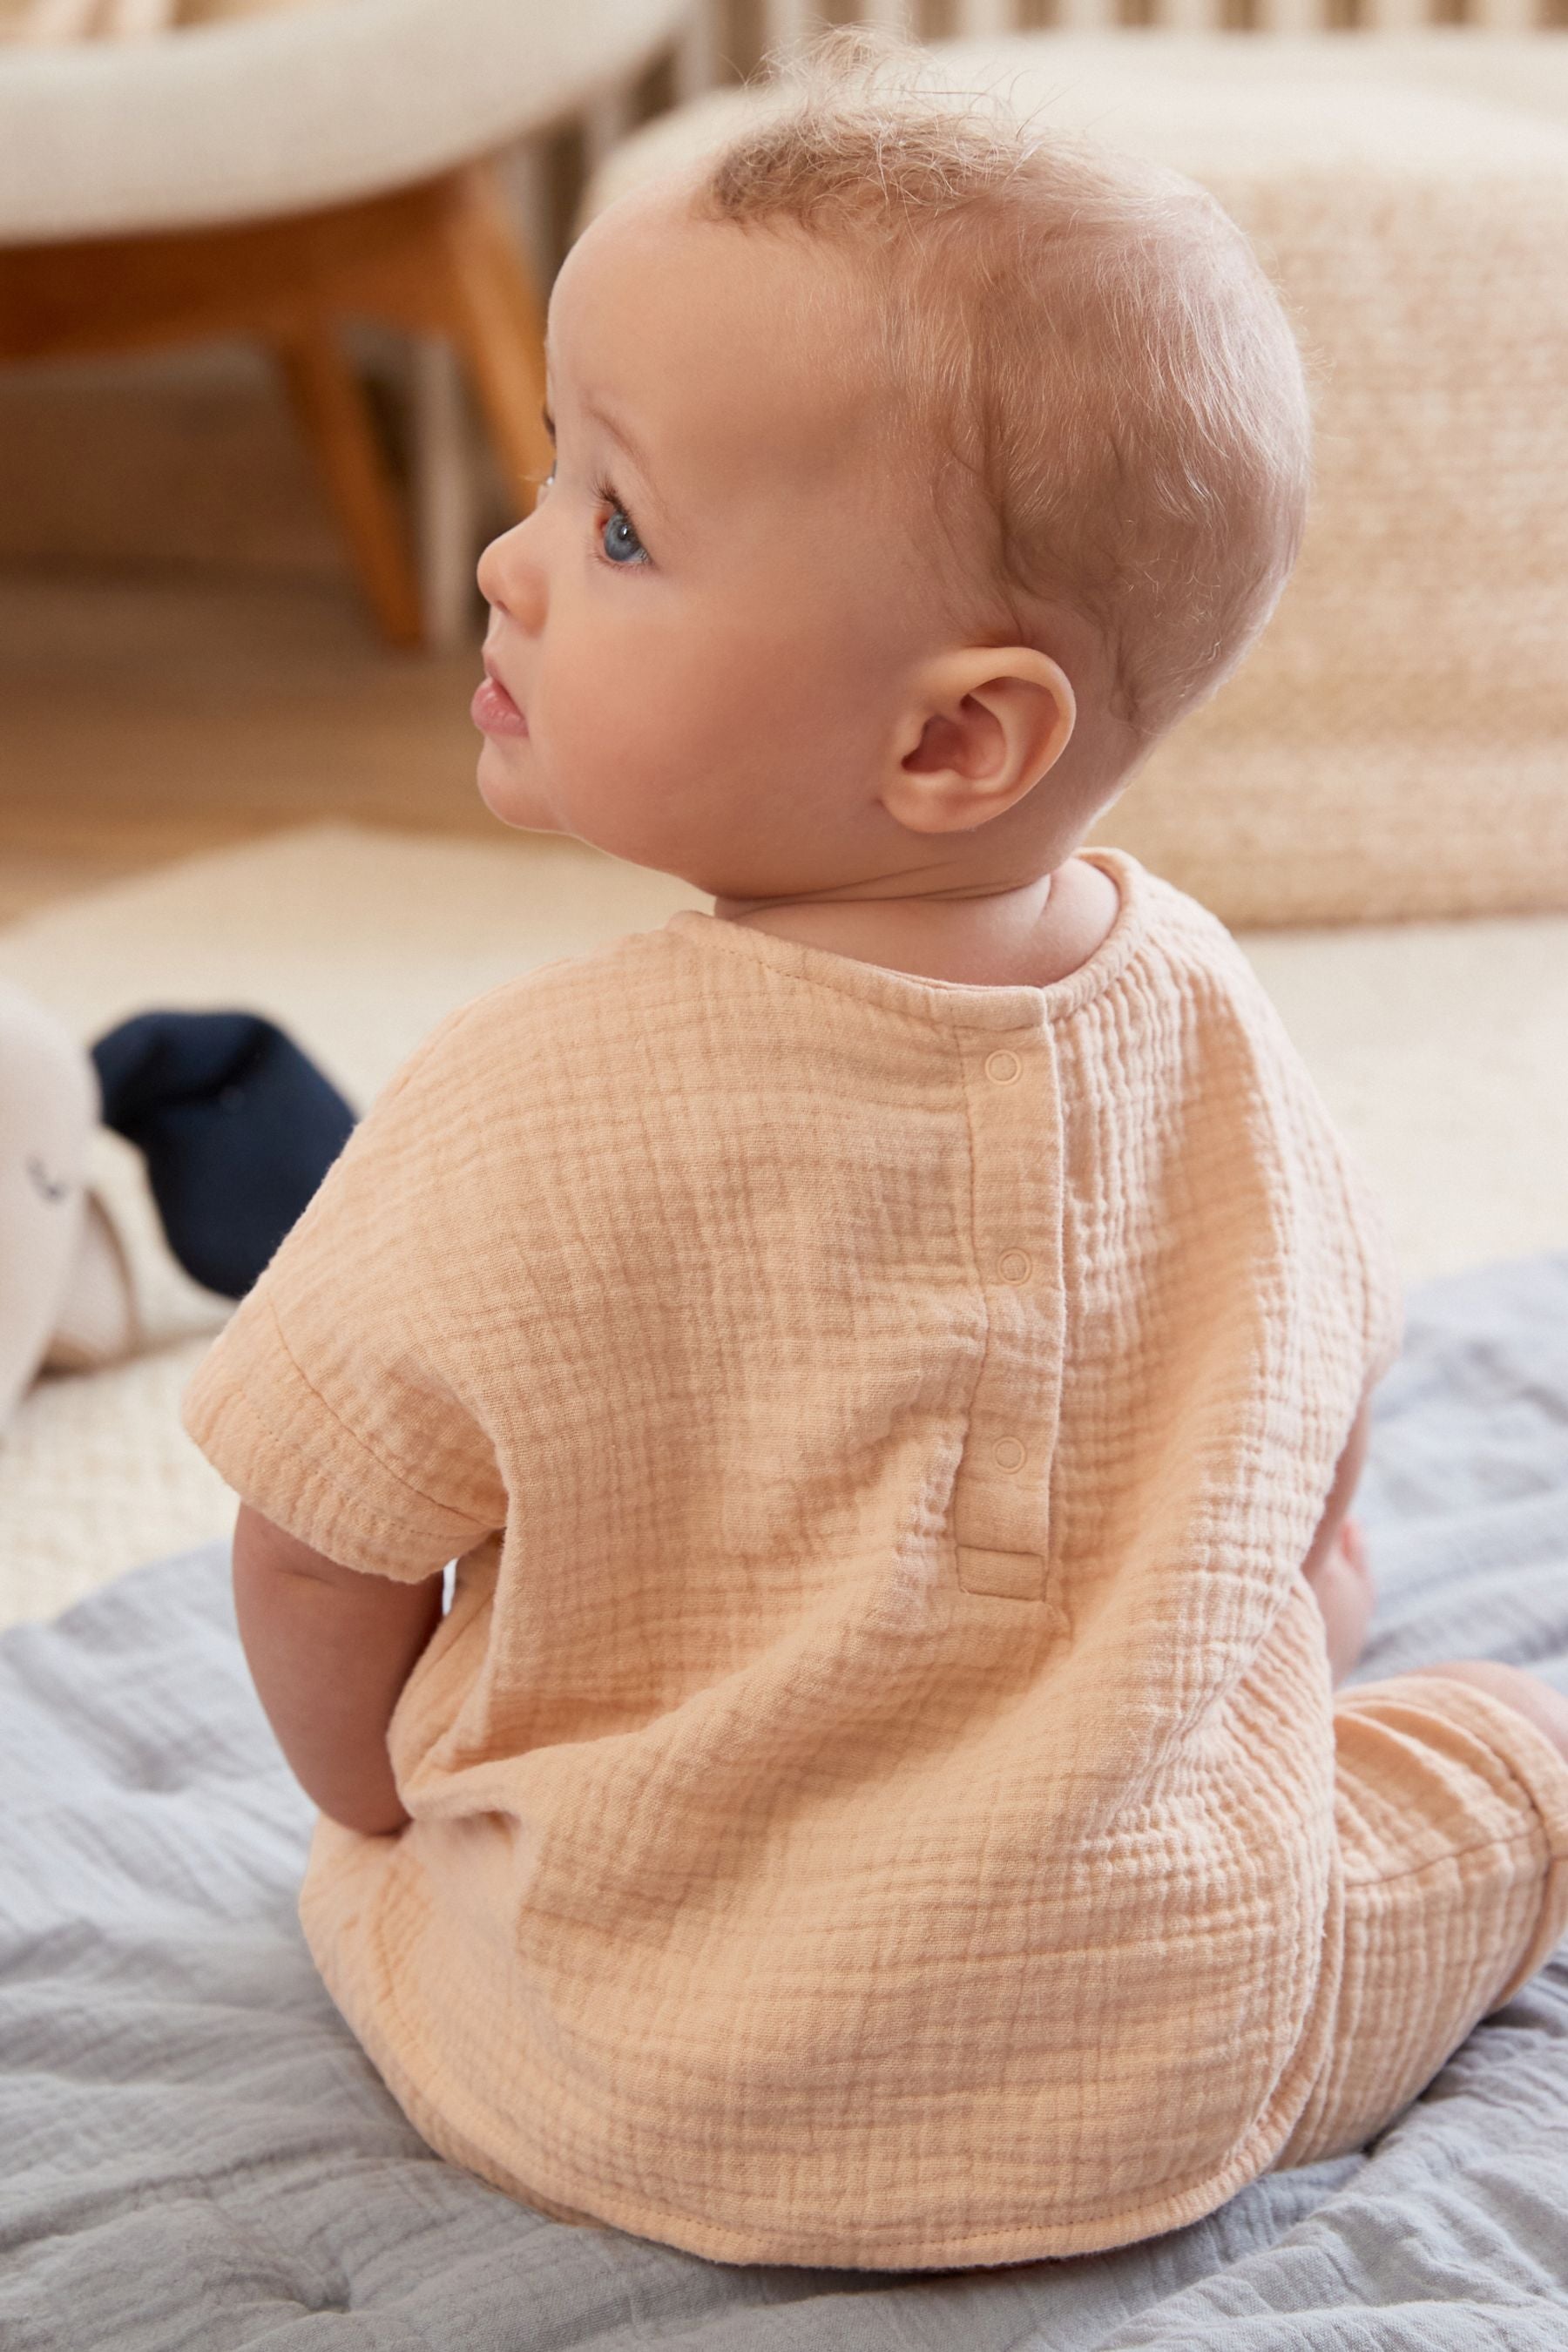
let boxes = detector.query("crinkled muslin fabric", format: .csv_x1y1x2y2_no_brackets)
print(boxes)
181,845,1568,2270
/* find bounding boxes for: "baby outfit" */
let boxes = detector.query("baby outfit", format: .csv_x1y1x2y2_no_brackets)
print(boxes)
182,843,1568,2270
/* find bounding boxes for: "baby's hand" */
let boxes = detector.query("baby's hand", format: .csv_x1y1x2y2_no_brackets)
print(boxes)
1303,1515,1375,1687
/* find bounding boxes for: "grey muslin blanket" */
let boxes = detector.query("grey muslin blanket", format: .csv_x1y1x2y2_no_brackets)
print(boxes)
3,1251,1567,2349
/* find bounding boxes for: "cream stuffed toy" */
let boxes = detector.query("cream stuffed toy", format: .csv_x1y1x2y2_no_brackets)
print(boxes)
1,977,354,1431
0,979,139,1429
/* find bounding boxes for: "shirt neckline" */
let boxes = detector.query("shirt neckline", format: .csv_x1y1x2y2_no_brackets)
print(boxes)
663,846,1149,1032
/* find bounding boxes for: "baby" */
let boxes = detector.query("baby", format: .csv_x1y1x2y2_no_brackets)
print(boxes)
183,29,1568,2274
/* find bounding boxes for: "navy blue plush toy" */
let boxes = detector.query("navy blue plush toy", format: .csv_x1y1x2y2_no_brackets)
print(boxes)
91,1011,356,1300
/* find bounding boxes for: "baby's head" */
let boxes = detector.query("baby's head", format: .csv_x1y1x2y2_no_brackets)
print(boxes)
474,28,1313,910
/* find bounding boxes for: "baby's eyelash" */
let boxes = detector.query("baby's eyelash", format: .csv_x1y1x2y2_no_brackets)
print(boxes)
591,473,647,567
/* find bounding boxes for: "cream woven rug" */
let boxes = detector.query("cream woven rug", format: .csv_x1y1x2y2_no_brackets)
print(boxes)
2,820,1565,1630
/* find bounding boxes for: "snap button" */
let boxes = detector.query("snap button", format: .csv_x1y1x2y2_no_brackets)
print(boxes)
984,1049,1021,1085
998,1249,1031,1285
993,1436,1026,1471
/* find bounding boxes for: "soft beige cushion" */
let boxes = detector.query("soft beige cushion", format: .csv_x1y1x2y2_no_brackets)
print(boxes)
578,32,1568,929
0,0,321,38
0,0,688,240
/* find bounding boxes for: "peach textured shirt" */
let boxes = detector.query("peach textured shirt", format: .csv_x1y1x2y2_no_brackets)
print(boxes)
182,844,1406,2270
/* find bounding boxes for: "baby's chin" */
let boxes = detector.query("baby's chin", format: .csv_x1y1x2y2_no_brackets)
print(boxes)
474,742,561,836
474,746,715,884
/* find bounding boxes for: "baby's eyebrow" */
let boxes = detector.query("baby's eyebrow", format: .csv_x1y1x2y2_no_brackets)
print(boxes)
585,397,658,494
589,400,672,530
540,368,674,531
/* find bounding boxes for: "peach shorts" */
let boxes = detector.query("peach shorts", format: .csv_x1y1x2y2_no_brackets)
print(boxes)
1271,1671,1568,2170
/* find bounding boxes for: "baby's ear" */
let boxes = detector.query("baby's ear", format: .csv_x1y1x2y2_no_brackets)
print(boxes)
880,649,1076,836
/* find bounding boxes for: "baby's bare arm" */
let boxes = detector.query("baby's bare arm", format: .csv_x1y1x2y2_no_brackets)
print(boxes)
1300,1393,1373,1591
231,1502,443,1836
1294,1396,1568,1766
1294,1392,1375,1683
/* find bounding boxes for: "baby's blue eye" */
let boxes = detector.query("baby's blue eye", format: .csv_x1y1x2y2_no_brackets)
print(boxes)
598,491,647,569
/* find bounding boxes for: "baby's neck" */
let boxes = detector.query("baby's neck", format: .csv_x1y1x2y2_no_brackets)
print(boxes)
714,857,1119,991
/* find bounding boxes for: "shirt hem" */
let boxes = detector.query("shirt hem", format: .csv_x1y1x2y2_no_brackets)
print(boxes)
300,1817,1338,2275
355,2034,1315,2270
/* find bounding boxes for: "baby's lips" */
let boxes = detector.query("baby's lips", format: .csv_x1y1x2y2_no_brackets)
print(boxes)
471,673,530,738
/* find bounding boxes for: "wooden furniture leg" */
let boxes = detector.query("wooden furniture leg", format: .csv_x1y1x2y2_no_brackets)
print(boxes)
0,161,558,646
274,321,423,649
432,166,553,519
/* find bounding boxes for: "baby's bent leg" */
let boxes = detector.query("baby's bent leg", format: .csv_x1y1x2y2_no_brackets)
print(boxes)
1416,1659,1568,1767
1269,1659,1568,2173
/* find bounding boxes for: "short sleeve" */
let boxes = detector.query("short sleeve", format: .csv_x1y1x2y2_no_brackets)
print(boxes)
181,996,512,1582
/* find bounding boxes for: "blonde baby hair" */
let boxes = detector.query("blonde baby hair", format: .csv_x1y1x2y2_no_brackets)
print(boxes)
684,25,1316,763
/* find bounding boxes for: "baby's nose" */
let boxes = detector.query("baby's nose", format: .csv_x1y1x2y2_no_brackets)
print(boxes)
476,522,533,618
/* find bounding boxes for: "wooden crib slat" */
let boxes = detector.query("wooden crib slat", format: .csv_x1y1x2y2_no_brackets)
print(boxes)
1147,0,1227,30
9,0,107,37
1346,0,1429,24
1248,0,1327,30
713,0,1558,53
949,0,1023,31
99,0,177,35
672,11,723,103
861,0,921,32
1047,0,1126,31
581,84,639,183
759,0,821,60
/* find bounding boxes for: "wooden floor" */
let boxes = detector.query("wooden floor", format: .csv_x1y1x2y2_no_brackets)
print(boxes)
0,563,499,923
